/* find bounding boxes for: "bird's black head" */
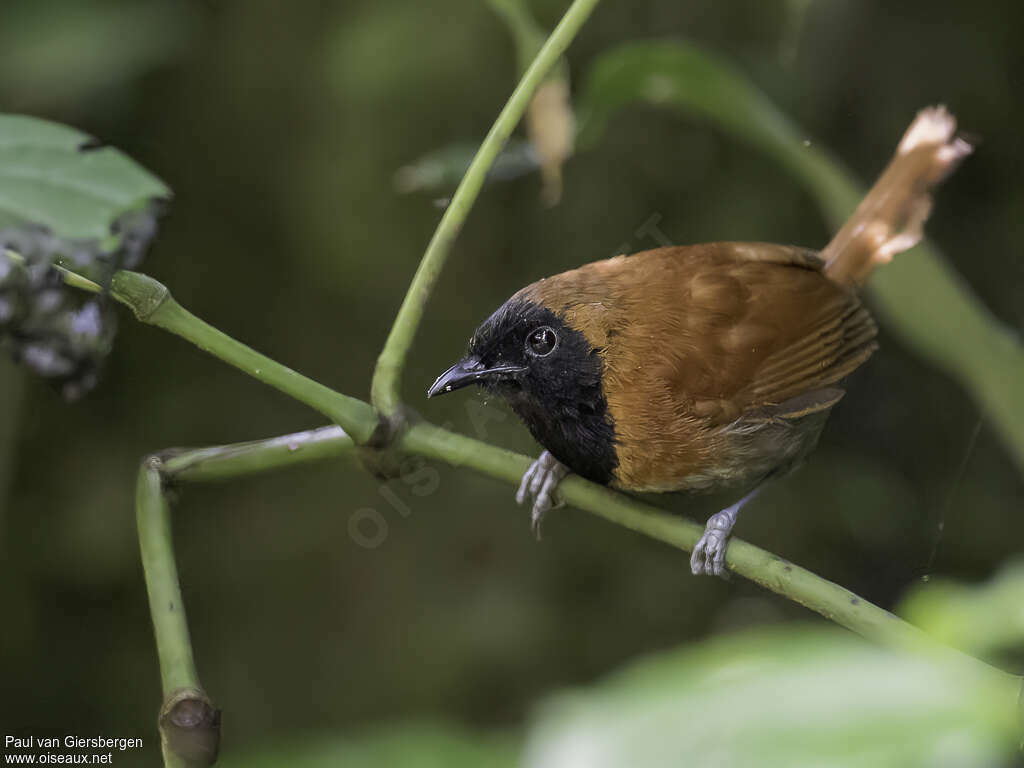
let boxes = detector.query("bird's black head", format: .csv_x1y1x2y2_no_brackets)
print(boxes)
428,296,617,484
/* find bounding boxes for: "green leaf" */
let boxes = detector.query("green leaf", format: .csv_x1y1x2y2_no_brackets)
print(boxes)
395,140,540,194
900,559,1024,656
216,721,518,768
575,40,1024,473
575,41,851,204
0,114,169,240
524,626,1019,768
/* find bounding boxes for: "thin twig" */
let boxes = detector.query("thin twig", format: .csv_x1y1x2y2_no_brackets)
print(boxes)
161,426,355,482
370,0,602,416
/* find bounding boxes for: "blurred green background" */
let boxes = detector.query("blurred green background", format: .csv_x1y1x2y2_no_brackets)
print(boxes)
1,0,1022,765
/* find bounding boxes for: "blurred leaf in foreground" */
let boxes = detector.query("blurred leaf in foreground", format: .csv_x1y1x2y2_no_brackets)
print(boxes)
900,559,1024,657
0,114,169,397
216,720,518,768
523,626,1018,768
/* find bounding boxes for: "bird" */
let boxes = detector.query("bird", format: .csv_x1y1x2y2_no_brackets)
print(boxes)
427,106,972,576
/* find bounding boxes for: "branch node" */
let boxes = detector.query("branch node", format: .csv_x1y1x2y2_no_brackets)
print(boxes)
357,405,417,479
111,271,171,322
158,687,221,768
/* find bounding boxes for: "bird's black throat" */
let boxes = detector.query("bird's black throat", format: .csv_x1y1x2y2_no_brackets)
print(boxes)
470,298,619,485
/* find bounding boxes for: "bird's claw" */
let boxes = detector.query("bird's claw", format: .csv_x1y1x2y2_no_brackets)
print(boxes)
690,510,736,577
516,451,568,539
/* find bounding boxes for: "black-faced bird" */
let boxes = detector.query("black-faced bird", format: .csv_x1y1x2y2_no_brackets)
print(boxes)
428,107,971,576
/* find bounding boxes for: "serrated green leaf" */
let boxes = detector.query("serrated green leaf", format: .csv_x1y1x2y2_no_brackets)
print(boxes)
524,626,1019,768
0,114,169,240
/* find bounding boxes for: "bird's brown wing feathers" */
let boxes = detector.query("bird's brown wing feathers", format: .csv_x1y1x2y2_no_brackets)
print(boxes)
663,243,877,423
531,243,876,421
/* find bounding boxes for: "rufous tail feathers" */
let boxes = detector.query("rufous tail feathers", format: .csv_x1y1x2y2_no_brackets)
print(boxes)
822,106,973,287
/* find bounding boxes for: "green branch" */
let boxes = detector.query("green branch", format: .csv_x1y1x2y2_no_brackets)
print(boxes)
161,426,355,483
370,0,602,417
397,422,1006,679
135,394,1016,693
136,460,219,768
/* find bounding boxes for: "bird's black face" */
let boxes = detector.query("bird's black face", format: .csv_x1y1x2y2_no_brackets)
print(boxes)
428,298,588,402
428,297,617,484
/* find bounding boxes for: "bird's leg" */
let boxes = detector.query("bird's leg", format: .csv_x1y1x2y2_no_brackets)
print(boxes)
515,450,569,539
690,484,765,577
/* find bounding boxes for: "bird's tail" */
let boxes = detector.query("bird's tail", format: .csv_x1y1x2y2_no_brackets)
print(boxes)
822,106,973,287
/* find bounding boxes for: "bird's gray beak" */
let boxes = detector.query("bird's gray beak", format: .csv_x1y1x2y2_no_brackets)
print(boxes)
427,357,526,398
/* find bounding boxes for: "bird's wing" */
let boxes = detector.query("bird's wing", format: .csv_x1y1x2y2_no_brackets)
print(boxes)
672,243,878,424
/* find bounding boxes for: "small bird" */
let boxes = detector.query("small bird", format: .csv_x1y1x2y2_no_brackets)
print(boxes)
428,107,972,576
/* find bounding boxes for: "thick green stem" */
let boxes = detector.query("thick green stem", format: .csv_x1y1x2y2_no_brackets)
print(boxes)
136,459,219,767
370,0,602,416
137,461,196,694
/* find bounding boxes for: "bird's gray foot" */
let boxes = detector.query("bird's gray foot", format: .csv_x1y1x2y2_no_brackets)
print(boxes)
515,450,568,538
690,506,740,577
690,483,766,577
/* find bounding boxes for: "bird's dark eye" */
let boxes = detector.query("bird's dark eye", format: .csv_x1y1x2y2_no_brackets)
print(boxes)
525,326,557,357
